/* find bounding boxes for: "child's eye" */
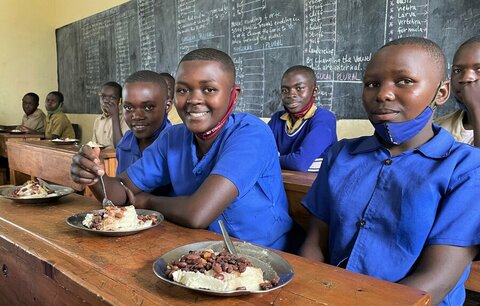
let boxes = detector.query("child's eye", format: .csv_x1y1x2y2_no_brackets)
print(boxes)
176,88,188,95
281,88,288,94
397,79,414,85
296,86,305,91
203,88,217,94
145,105,154,112
364,82,378,88
452,68,461,74
124,105,133,112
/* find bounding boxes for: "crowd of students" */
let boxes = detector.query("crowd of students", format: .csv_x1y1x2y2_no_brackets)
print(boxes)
15,35,480,305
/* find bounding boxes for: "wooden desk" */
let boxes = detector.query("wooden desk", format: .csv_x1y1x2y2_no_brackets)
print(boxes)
0,193,430,305
0,132,44,158
6,140,117,193
282,170,317,231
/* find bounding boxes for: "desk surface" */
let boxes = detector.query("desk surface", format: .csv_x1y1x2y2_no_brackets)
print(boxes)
0,132,44,158
0,194,430,306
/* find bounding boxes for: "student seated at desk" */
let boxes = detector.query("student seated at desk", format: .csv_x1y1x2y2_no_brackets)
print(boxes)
115,70,172,175
17,92,46,133
92,82,129,148
436,35,480,147
159,72,182,125
71,48,300,252
44,91,75,140
268,65,337,172
300,37,480,305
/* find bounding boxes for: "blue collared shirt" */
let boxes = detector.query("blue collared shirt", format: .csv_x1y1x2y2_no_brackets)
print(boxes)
302,125,480,305
127,113,294,251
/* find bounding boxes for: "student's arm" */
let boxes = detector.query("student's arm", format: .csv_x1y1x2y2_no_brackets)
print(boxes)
123,173,238,228
461,81,480,147
399,244,478,305
280,112,336,171
299,216,329,262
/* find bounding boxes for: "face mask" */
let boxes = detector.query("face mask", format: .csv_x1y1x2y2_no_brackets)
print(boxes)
455,97,469,113
372,82,443,146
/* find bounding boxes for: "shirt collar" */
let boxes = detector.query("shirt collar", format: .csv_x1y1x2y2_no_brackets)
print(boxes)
350,124,455,159
280,104,317,133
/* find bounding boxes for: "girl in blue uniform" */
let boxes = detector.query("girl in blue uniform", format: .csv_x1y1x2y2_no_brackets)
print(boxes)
71,48,297,252
300,37,480,305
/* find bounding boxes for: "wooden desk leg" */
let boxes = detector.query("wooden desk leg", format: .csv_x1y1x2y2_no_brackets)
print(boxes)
9,169,16,185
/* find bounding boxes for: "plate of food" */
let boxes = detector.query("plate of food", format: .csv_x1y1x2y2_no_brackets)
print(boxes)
153,241,294,296
51,138,79,144
85,141,107,149
0,180,75,204
9,129,25,134
66,205,163,236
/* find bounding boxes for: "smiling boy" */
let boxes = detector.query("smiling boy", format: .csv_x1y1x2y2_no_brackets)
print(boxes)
71,48,298,252
268,65,336,172
300,37,480,305
436,35,480,147
115,70,171,175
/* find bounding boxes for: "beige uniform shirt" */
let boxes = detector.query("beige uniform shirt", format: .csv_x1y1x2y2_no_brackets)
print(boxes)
92,114,130,148
168,104,183,125
45,112,75,139
435,109,474,145
21,108,46,132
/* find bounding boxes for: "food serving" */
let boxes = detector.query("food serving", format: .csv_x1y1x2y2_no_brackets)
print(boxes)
165,249,279,291
10,179,55,197
82,205,158,231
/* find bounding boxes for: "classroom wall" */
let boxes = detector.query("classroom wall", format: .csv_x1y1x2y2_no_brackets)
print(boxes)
0,0,372,143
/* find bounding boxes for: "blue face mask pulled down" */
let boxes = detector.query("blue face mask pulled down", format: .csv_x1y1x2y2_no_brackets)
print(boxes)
372,106,433,145
372,81,443,146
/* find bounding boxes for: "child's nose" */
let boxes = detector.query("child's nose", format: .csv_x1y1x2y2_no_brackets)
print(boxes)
131,109,145,119
187,89,202,104
376,85,395,102
459,69,478,83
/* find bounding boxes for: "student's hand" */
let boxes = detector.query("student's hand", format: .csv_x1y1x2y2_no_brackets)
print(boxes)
70,145,105,185
103,101,119,117
460,80,480,116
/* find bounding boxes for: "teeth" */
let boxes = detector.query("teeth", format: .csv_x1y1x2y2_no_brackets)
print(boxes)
189,112,208,118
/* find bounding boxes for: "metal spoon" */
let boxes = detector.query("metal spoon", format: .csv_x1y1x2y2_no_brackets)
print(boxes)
218,220,238,255
99,175,114,208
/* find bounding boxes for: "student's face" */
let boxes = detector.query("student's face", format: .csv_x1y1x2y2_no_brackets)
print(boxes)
45,94,60,112
362,45,446,123
164,77,175,100
175,60,234,134
451,42,480,102
22,95,38,116
99,85,121,114
122,82,167,139
281,71,317,113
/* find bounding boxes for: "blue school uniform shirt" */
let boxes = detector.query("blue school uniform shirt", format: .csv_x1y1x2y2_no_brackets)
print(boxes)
268,107,337,172
116,119,171,175
302,125,480,306
126,113,294,251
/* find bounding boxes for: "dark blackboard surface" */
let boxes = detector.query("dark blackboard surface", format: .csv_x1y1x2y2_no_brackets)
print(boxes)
56,0,480,119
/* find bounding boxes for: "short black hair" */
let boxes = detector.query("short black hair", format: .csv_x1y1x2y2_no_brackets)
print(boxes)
382,37,447,78
101,81,122,98
124,70,168,98
282,65,317,84
24,92,39,104
460,35,480,47
159,72,175,84
179,48,236,80
48,91,64,103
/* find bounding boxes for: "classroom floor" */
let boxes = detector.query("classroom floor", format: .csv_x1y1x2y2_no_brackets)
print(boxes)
465,290,480,305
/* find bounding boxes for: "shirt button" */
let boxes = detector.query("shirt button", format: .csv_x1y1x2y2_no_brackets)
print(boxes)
384,159,392,165
359,220,366,228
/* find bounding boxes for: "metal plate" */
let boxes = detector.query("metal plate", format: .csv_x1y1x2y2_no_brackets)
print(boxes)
66,209,164,236
153,241,294,296
9,130,25,134
0,184,75,204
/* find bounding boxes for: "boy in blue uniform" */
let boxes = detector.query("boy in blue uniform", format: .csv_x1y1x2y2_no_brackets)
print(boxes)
71,48,297,252
268,65,337,172
115,70,172,175
436,35,480,147
300,37,480,305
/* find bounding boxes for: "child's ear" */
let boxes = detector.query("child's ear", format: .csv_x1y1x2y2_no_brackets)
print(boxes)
313,85,319,97
434,80,450,107
165,99,172,114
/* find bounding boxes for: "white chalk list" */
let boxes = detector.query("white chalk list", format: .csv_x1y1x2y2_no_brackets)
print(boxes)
56,0,480,118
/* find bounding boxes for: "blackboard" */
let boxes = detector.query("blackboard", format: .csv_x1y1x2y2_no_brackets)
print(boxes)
56,0,480,119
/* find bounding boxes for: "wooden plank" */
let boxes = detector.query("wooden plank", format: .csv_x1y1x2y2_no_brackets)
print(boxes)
0,194,431,305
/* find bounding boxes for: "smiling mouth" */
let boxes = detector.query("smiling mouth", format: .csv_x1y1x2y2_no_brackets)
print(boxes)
132,125,148,131
187,111,209,118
